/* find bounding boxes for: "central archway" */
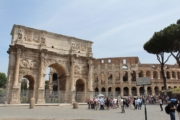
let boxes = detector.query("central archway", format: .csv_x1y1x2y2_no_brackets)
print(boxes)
45,63,68,103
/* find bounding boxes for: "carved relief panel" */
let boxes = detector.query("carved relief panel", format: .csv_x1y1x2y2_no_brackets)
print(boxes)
81,66,87,75
41,32,46,44
33,31,40,43
17,28,24,40
74,65,80,75
24,29,32,42
20,59,38,68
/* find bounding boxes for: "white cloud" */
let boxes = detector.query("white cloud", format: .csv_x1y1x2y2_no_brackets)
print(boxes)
92,6,180,45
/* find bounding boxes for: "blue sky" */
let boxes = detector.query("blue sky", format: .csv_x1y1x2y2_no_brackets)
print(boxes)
0,0,180,75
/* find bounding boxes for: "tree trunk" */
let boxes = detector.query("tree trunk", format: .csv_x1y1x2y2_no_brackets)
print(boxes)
160,63,167,95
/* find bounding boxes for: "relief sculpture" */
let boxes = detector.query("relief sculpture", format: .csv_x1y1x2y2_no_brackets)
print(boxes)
74,65,80,74
33,32,39,43
88,46,92,53
24,29,32,42
20,59,38,68
41,33,46,44
81,66,87,74
71,41,76,50
18,28,24,40
81,44,86,52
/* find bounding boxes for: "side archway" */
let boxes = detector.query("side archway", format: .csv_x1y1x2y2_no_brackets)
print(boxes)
75,79,85,102
20,75,35,103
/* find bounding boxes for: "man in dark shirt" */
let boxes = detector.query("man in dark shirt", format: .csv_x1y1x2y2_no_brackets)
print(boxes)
169,102,176,120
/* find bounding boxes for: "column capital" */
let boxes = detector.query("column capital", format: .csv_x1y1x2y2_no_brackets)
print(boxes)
17,49,21,57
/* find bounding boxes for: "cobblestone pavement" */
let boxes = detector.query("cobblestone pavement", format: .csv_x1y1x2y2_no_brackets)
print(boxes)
0,104,178,120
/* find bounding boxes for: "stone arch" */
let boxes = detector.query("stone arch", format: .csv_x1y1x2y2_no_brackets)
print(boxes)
132,87,137,96
168,86,172,89
108,87,112,97
139,70,143,77
139,87,144,95
101,87,106,95
44,62,67,76
20,74,35,103
75,79,85,102
131,71,136,81
174,86,177,88
146,71,151,77
46,63,67,92
177,72,180,79
153,71,158,79
166,71,170,79
147,86,152,95
123,87,129,96
161,86,164,91
172,71,176,79
115,87,121,96
94,87,99,97
123,71,128,81
154,86,159,95
160,72,163,79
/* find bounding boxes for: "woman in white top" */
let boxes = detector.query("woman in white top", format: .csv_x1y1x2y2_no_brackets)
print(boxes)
158,97,163,111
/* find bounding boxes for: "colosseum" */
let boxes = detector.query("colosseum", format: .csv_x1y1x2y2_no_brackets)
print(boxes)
5,25,180,104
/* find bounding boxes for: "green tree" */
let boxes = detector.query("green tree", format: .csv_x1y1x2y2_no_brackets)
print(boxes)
0,72,7,88
45,81,49,90
144,19,180,95
167,20,180,67
143,30,171,95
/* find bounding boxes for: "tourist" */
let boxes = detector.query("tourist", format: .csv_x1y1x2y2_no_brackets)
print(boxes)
87,99,91,109
176,100,180,120
158,97,163,111
100,97,105,110
137,98,142,110
120,98,125,113
169,101,177,120
105,97,110,110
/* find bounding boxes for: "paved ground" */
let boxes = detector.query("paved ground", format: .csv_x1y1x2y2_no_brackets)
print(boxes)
0,104,178,120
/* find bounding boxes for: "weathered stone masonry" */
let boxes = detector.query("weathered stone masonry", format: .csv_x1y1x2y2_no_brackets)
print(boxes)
5,25,180,104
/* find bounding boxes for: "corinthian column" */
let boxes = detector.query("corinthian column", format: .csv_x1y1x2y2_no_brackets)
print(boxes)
71,56,75,91
38,52,44,89
88,59,93,91
13,49,21,88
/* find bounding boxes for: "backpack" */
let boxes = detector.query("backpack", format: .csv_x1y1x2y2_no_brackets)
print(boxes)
177,104,180,112
165,104,170,114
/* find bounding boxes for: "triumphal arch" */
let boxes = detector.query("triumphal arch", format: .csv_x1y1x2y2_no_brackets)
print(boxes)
6,25,94,104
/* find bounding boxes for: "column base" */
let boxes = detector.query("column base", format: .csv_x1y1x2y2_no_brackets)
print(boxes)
37,89,45,104
10,88,20,104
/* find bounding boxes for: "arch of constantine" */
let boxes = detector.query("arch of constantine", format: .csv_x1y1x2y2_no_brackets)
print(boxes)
5,25,180,104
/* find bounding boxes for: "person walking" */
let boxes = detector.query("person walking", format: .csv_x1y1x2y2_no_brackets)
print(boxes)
158,97,163,111
177,100,180,120
169,101,177,120
120,98,125,113
105,97,110,110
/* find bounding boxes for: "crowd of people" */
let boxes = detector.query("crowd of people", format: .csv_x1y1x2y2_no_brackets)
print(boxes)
87,96,145,112
86,95,180,120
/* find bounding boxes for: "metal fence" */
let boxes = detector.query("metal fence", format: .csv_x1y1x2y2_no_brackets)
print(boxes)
0,90,125,104
0,90,6,103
